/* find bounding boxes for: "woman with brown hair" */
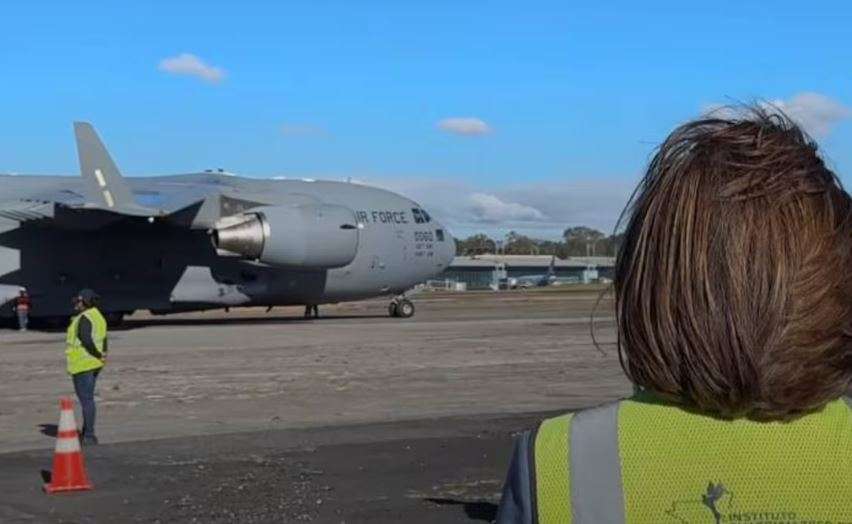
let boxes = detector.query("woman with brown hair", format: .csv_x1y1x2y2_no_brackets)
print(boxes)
497,107,852,523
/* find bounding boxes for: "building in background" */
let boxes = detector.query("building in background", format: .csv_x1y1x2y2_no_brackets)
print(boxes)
441,255,615,290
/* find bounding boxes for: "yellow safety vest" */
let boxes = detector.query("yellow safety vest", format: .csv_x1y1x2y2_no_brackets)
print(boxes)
528,394,852,523
65,308,107,375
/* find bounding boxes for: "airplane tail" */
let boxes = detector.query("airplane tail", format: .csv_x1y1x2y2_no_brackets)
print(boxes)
74,122,138,211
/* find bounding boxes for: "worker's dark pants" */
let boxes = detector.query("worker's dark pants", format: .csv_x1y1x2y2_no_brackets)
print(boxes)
17,311,27,331
72,370,100,438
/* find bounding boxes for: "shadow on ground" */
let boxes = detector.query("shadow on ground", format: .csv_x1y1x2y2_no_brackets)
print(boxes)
424,498,499,522
38,424,58,438
119,314,390,330
1,314,392,333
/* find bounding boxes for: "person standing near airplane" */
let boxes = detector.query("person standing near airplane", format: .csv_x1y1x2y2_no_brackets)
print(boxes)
13,290,30,331
497,107,851,523
65,289,109,445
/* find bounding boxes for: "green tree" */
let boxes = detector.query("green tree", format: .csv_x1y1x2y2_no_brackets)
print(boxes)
562,226,606,256
537,240,561,256
504,231,540,255
455,228,621,258
456,234,496,255
598,232,624,257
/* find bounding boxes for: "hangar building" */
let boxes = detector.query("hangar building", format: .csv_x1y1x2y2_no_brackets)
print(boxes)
439,254,616,290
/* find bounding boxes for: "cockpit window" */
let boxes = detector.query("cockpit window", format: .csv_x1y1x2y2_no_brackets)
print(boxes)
412,208,432,224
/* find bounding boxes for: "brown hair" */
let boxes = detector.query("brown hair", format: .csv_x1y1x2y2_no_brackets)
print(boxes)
615,106,852,420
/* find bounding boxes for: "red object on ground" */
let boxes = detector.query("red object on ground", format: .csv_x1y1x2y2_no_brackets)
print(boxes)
44,397,93,494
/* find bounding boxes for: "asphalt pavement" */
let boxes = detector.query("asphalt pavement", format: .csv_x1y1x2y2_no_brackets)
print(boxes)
0,288,630,523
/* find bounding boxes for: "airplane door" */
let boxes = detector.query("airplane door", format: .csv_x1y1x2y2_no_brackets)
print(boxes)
396,229,408,262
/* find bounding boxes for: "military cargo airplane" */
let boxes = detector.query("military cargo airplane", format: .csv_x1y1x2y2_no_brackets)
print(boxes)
513,256,558,288
0,123,455,326
510,256,581,288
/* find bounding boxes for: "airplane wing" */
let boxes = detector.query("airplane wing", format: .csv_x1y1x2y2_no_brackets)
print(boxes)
0,199,55,223
0,123,213,231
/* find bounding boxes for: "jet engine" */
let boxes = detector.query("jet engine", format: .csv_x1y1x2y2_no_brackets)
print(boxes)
211,204,359,269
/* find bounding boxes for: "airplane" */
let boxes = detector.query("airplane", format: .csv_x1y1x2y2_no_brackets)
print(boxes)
512,256,559,288
0,123,456,327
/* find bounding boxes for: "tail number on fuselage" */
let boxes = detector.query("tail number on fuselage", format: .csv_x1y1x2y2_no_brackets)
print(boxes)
414,231,435,258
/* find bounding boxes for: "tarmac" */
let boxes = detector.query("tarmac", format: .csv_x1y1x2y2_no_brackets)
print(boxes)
0,287,631,523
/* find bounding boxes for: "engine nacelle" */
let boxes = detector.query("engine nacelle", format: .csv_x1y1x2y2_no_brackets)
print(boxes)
212,204,359,269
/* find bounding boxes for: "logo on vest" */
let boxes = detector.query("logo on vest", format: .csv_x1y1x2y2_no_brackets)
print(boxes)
702,483,727,524
666,481,832,523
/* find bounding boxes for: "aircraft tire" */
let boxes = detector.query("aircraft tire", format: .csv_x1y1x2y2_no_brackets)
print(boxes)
397,299,415,319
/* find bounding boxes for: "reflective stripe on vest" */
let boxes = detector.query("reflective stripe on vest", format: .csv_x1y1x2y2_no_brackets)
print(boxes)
570,402,625,523
533,403,625,524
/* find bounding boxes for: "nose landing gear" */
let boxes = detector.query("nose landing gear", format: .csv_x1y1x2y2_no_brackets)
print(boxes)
388,298,415,318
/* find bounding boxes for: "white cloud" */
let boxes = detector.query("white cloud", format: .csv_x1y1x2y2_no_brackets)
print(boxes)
158,53,225,83
468,193,546,223
768,93,850,136
705,93,850,137
437,117,492,136
361,176,636,240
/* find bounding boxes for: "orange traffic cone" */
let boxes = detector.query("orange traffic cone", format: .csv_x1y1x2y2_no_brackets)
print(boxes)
44,397,93,494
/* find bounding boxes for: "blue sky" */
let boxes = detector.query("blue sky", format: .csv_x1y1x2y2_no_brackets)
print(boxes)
1,1,850,239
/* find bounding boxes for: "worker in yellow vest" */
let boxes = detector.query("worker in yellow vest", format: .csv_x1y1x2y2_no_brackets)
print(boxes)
66,288,108,446
497,107,852,523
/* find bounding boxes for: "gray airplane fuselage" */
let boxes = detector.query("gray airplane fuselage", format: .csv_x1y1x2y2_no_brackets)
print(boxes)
0,173,455,319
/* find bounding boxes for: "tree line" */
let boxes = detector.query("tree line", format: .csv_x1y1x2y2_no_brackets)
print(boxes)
455,227,623,258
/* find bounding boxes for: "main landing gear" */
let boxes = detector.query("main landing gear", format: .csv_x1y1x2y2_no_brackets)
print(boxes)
388,297,415,319
105,312,126,328
304,305,319,318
